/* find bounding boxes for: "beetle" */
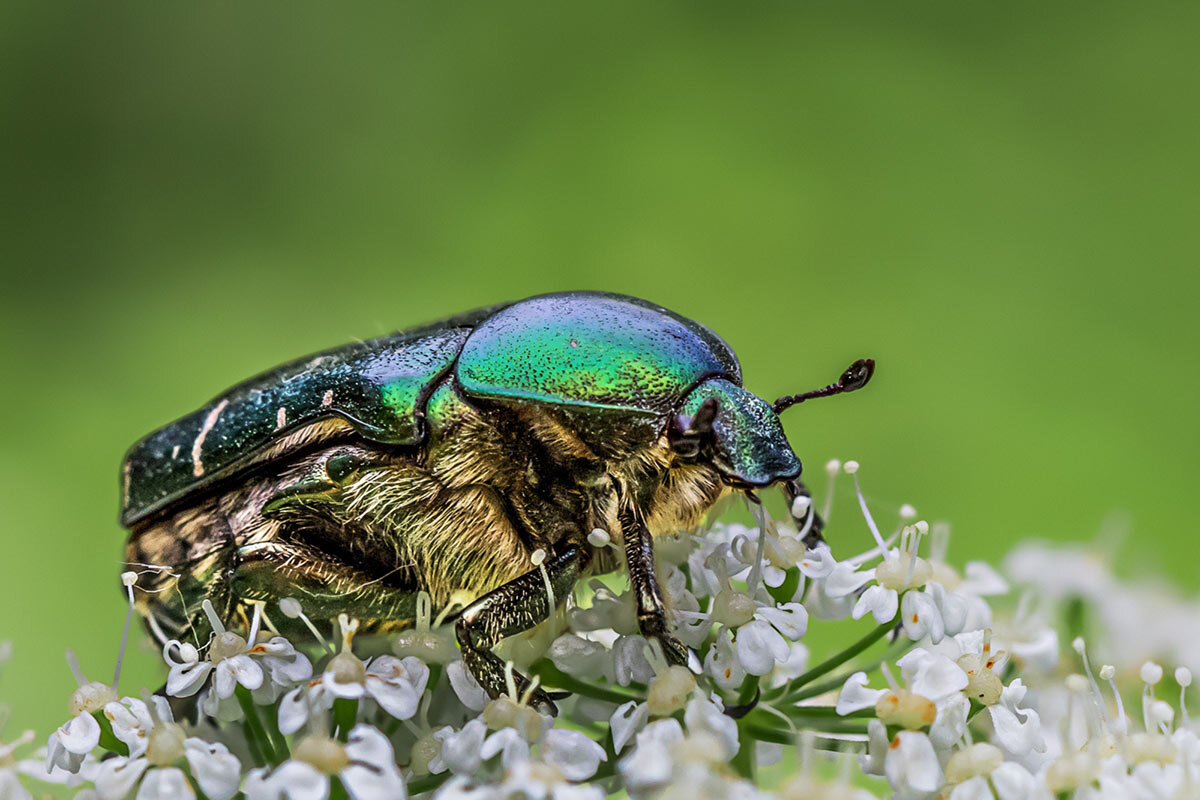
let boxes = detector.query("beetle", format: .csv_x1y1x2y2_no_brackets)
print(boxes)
122,291,872,712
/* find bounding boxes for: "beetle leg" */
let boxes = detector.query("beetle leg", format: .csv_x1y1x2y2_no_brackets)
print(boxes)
455,545,584,716
619,507,691,668
232,541,417,622
784,478,825,548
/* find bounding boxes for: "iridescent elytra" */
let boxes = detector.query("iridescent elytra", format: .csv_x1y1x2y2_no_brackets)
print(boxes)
122,291,873,712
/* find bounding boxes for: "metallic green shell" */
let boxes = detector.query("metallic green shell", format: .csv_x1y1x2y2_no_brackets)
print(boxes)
120,327,473,526
456,292,740,416
680,378,801,486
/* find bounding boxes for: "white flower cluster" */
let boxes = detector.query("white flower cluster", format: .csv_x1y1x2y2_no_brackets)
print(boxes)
1,460,1196,799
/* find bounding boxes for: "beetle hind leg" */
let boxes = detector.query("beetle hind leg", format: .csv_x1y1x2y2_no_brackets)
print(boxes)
455,545,584,715
231,540,418,632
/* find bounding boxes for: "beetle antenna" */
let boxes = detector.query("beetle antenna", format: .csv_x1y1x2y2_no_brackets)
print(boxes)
773,358,875,414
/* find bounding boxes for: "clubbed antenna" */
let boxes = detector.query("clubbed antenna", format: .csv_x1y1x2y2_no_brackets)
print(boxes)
773,358,875,414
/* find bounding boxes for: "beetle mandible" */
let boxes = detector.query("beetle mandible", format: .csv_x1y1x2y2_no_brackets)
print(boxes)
121,291,873,712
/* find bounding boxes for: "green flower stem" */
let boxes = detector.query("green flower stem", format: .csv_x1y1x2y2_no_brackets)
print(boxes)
531,662,643,706
260,699,290,761
333,697,359,743
783,705,874,720
236,686,277,766
745,718,869,744
91,710,130,757
330,775,351,800
731,720,757,780
780,616,897,702
407,772,451,795
736,675,760,708
777,638,913,705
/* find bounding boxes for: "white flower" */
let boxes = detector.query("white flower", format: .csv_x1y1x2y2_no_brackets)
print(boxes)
278,617,426,735
92,707,241,800
884,730,943,795
610,701,650,753
987,679,1046,757
46,712,100,775
853,584,900,625
733,603,808,676
245,725,405,800
446,660,489,712
539,728,607,781
1,731,36,800
703,628,746,691
439,719,489,776
164,603,309,712
619,719,684,793
682,695,739,760
548,634,615,682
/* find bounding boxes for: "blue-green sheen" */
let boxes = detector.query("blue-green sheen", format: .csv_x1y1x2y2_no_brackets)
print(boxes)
680,378,801,486
456,292,740,416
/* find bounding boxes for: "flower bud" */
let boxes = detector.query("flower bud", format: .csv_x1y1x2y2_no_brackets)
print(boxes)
209,631,247,664
409,733,441,776
646,666,696,717
145,722,186,766
322,651,362,684
944,742,1003,783
874,689,936,730
68,682,117,715
294,735,351,773
712,590,756,628
957,654,1003,706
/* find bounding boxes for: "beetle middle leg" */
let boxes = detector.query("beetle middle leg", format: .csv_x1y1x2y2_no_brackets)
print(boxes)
455,545,585,715
619,507,690,667
784,478,825,548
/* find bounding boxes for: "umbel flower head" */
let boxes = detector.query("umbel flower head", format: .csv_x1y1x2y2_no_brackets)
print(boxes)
5,458,1197,799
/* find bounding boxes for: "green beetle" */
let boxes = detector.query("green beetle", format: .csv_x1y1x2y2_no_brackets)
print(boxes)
122,291,872,711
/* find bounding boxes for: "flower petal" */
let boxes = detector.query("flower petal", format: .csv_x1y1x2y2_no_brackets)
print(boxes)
184,738,241,800
245,762,328,800
885,731,943,793
342,725,407,800
754,602,808,641
852,585,897,625
734,620,789,676
683,695,739,760
446,661,488,712
610,700,649,754
94,756,149,800
135,766,196,800
836,672,886,715
541,728,607,781
365,675,420,721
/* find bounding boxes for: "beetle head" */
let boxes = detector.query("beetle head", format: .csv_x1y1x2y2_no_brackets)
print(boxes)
669,359,875,489
672,379,801,487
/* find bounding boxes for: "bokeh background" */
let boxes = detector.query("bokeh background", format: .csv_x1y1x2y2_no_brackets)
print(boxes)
2,1,1197,740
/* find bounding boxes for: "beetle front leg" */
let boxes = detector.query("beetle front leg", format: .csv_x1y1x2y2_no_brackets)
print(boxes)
456,545,584,716
619,507,690,667
784,478,825,548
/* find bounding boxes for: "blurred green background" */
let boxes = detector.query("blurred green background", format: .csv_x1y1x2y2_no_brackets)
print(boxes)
2,2,1197,739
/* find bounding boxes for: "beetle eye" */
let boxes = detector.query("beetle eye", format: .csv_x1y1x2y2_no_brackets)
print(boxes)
324,453,361,485
672,437,701,459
